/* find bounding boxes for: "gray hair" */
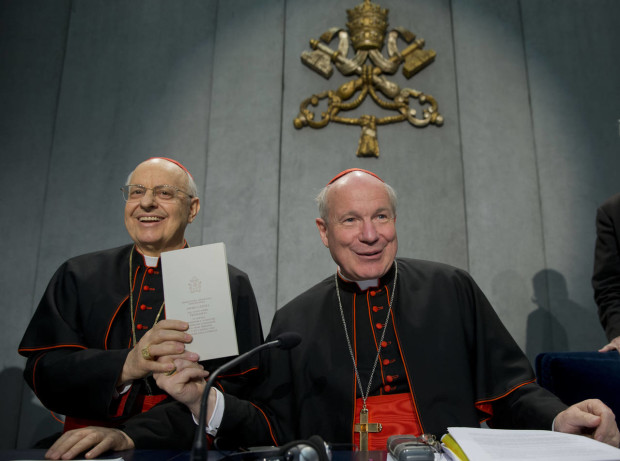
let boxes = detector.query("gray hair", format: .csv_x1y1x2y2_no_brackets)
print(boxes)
315,181,397,223
126,163,198,198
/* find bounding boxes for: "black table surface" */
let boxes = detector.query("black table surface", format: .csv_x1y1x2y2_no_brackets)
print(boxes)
0,449,187,461
0,449,387,461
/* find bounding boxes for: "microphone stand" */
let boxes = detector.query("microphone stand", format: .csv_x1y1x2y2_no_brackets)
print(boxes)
191,333,301,461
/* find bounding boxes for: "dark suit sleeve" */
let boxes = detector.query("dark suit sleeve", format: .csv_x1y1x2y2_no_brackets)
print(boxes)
119,383,277,451
122,400,196,449
18,262,129,418
489,383,567,430
216,343,295,449
21,348,131,418
592,198,620,341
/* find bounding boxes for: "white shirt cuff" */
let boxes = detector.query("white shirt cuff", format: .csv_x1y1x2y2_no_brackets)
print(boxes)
192,388,225,436
114,383,132,399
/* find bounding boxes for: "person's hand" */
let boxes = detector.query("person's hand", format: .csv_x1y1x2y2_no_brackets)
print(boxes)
153,358,211,418
554,399,620,447
45,426,134,460
119,319,198,386
599,336,620,353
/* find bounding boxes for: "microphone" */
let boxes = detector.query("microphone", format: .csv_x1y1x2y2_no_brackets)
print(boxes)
220,435,338,461
282,436,333,461
191,332,302,461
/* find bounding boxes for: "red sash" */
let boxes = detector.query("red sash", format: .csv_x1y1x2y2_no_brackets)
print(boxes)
353,393,422,451
63,393,168,432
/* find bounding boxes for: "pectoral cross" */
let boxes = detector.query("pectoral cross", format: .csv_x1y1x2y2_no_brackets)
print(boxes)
354,407,382,451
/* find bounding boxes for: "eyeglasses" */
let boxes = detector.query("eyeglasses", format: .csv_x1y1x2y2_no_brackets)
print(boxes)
120,184,194,202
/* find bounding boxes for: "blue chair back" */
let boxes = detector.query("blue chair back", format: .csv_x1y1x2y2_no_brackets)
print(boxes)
535,351,620,417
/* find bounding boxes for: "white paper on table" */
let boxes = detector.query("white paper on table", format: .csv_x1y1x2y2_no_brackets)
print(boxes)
161,243,238,361
446,427,620,461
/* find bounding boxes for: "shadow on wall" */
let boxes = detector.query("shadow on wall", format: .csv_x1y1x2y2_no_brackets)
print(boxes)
526,269,605,363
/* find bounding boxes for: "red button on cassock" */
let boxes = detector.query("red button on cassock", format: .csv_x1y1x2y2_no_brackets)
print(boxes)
376,323,383,330
147,268,154,274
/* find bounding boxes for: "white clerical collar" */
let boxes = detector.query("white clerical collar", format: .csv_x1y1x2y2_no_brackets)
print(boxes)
337,268,379,291
144,255,159,267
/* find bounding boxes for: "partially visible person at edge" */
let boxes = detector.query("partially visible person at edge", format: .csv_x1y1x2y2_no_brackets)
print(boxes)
592,192,620,353
44,168,620,460
18,157,263,453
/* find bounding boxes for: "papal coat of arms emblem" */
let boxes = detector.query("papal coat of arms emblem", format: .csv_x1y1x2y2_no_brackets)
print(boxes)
294,0,443,157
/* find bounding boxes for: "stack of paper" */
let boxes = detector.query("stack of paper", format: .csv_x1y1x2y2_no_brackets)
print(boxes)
441,427,620,461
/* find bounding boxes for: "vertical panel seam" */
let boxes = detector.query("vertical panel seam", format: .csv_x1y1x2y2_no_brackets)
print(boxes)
32,0,74,315
201,0,220,239
518,3,550,285
275,0,287,314
518,1,547,269
448,0,470,273
518,0,552,346
21,0,75,448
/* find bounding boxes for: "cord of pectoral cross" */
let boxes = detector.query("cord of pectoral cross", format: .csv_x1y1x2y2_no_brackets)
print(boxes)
335,261,398,408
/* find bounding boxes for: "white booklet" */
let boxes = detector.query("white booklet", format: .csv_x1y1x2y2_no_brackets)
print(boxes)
161,243,239,361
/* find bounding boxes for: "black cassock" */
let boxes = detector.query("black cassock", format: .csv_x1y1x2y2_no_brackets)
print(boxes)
18,243,263,446
123,258,567,449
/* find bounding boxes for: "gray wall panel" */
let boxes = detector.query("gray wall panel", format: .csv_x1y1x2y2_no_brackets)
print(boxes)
278,0,466,307
279,0,357,306
453,0,545,356
35,0,218,300
0,0,72,449
202,0,284,332
15,0,218,447
522,0,618,351
377,0,466,271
